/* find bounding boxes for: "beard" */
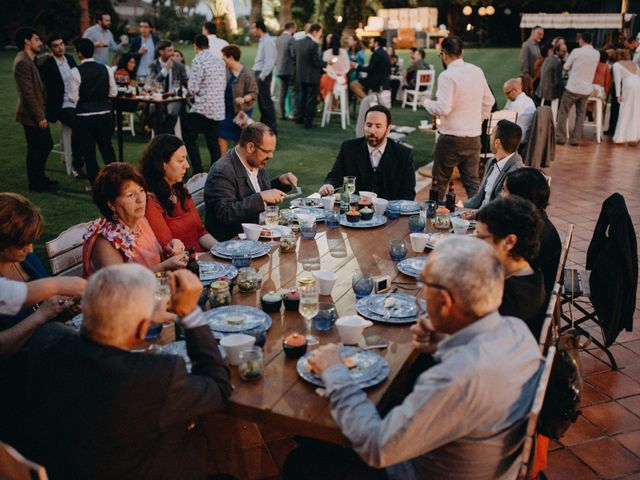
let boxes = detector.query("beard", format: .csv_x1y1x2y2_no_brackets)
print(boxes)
367,134,383,147
441,58,447,70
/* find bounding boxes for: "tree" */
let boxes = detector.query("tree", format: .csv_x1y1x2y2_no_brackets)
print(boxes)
251,0,262,23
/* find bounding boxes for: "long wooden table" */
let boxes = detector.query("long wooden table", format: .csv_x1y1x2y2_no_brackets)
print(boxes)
192,214,429,445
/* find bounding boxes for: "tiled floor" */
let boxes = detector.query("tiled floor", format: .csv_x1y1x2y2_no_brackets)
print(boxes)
209,133,640,479
539,134,640,479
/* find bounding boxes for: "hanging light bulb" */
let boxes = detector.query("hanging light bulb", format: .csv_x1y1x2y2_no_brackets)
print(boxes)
504,8,512,15
462,6,473,16
478,7,487,16
486,5,495,15
466,23,473,31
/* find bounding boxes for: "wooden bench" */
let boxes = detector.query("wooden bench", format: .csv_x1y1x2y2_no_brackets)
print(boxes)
45,222,89,277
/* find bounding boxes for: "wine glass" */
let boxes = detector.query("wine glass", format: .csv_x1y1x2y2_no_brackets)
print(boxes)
299,285,320,345
154,81,164,94
264,205,280,247
345,176,356,203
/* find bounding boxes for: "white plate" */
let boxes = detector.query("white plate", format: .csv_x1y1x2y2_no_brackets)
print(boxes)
259,225,293,239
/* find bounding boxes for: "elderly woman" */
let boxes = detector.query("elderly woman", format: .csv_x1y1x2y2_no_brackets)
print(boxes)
0,193,80,358
218,44,257,155
140,134,217,251
83,162,187,277
475,196,547,339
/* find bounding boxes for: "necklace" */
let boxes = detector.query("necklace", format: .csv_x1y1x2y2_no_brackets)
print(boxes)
12,262,27,281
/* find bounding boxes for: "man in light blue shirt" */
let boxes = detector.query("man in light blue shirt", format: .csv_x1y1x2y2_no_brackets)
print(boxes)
297,236,543,480
128,20,158,79
252,20,277,133
82,12,126,65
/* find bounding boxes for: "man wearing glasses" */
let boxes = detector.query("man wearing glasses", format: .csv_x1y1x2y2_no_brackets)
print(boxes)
204,122,297,241
298,236,542,479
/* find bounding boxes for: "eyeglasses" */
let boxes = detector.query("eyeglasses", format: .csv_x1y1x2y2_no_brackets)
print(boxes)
253,144,276,155
416,274,455,302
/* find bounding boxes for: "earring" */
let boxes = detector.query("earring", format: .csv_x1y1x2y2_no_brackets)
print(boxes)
112,212,119,223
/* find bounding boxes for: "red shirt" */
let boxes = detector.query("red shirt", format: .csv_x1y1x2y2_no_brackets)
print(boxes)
145,193,209,252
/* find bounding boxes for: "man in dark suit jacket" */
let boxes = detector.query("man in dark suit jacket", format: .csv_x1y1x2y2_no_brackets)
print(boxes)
294,23,327,129
350,37,391,99
319,105,415,201
38,33,83,176
536,42,567,104
26,265,233,480
128,19,159,77
205,123,297,241
464,120,524,209
276,22,296,119
149,40,189,133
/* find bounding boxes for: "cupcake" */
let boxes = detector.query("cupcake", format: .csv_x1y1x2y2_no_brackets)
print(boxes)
283,332,308,359
359,206,374,221
261,291,283,313
357,199,372,209
282,288,300,310
346,209,361,223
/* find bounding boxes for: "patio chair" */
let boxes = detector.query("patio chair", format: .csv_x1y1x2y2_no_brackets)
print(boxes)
45,222,91,277
186,172,208,217
539,282,561,354
560,194,638,370
515,346,556,480
480,110,519,164
321,83,350,130
51,123,73,175
401,69,435,111
0,441,48,480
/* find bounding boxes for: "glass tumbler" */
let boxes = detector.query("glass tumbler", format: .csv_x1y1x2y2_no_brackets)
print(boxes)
389,240,408,261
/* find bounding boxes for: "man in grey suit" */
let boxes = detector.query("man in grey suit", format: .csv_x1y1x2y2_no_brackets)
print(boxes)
537,42,567,105
149,40,189,134
204,123,298,241
464,120,524,209
295,23,326,129
519,26,543,77
276,22,296,120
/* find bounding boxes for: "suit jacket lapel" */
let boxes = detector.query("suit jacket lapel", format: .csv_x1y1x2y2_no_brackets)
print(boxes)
230,150,256,195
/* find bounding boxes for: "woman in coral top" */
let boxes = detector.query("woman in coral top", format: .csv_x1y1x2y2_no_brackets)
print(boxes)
140,134,217,252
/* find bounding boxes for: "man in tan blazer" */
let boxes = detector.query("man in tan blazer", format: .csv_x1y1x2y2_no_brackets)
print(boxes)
13,28,56,192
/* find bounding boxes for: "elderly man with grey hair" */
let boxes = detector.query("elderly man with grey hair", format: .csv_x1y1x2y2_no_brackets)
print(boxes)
297,236,542,480
26,264,233,480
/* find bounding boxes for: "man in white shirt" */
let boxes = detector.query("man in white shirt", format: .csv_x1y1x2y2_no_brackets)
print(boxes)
503,78,536,151
69,38,117,184
184,35,226,174
463,120,524,209
252,20,278,133
423,36,494,200
555,32,600,146
202,21,229,58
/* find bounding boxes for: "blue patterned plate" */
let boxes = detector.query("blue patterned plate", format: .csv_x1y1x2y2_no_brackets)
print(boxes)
292,207,326,222
338,214,387,228
387,200,420,215
296,346,388,388
211,316,272,340
211,240,270,259
397,257,428,278
290,197,322,209
356,297,426,324
362,293,419,318
199,262,238,284
204,305,271,333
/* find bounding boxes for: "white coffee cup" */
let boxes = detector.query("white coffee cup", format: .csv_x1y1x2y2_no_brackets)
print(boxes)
335,315,373,345
321,196,335,211
409,233,430,253
312,271,337,296
220,334,256,366
451,217,471,235
372,198,389,215
241,223,262,241
359,191,378,203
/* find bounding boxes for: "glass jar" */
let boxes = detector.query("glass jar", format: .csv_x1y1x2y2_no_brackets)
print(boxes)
208,280,231,308
434,206,452,230
296,273,316,290
237,267,262,293
280,233,297,253
238,347,263,381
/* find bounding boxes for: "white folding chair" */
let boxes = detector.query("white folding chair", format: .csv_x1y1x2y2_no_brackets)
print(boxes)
516,346,556,480
401,69,435,111
51,123,73,175
321,84,350,130
186,172,208,217
45,222,90,277
0,441,48,480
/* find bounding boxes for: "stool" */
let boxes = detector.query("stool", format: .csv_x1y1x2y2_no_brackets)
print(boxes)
122,112,136,136
565,97,602,143
321,86,350,130
51,123,73,175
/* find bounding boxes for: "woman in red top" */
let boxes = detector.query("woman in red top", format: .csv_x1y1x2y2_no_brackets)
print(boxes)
140,134,217,252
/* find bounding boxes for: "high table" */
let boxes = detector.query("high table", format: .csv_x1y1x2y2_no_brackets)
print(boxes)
173,214,430,446
112,95,188,162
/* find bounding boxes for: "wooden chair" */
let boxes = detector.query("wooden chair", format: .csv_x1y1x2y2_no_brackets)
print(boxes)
0,441,48,480
45,222,90,277
186,172,207,217
516,346,556,480
401,69,435,111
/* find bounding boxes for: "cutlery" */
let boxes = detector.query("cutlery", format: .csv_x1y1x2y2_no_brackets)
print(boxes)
362,344,389,350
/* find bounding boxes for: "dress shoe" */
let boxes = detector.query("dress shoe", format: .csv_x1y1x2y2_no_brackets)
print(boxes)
570,140,579,147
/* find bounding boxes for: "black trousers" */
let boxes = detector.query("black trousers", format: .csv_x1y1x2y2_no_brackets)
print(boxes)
58,108,83,171
300,82,320,129
23,125,53,188
184,112,220,174
75,113,116,183
255,71,277,133
278,74,294,119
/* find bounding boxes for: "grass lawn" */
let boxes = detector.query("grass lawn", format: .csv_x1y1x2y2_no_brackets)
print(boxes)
0,45,520,263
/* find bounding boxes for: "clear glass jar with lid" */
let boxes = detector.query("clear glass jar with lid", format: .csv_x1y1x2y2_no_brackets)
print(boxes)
237,267,262,293
208,280,231,308
433,206,452,230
